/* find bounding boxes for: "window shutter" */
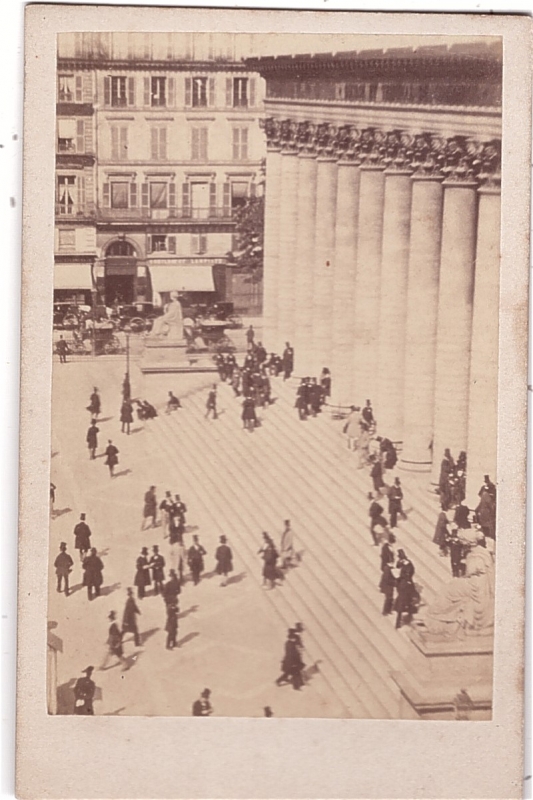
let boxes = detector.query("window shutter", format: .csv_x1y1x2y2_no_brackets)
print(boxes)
168,235,176,254
130,182,137,208
144,77,150,106
201,127,208,160
75,75,83,103
104,76,111,106
249,78,256,107
168,77,175,107
241,127,248,160
208,77,215,107
147,234,152,254
209,182,216,214
200,234,207,254
232,128,239,161
141,183,149,207
226,77,233,107
182,182,190,216
111,126,118,159
127,77,135,106
191,128,199,161
191,233,199,253
77,175,86,209
120,126,128,159
76,119,85,153
151,127,158,160
223,182,231,216
103,182,110,207
168,182,176,208
160,127,167,160
184,76,192,106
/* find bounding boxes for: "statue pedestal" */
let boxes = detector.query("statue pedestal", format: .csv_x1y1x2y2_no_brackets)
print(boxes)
391,624,493,720
140,336,217,375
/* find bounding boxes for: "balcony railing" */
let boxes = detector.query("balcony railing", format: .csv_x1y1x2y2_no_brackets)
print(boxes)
98,206,234,221
55,204,95,218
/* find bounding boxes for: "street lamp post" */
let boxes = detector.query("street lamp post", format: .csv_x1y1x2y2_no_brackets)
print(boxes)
123,324,131,401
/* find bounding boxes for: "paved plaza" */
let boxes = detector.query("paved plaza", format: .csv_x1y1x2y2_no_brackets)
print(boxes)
49,342,453,718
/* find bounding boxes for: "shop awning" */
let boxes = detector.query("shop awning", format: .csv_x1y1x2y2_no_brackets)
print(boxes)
149,265,215,293
54,263,94,290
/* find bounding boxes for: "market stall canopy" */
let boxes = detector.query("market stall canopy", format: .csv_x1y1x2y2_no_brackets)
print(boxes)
149,264,215,293
54,263,93,290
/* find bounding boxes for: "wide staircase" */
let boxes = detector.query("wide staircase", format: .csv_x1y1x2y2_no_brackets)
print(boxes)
146,373,452,719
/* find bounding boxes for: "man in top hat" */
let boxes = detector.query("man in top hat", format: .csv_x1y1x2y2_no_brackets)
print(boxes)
188,535,207,586
159,491,173,538
100,611,128,671
122,588,141,647
86,419,100,460
141,486,157,531
276,628,305,690
150,545,166,595
215,535,233,587
54,542,74,595
192,688,213,716
73,513,92,561
163,569,181,606
205,384,218,420
282,342,294,381
73,666,96,714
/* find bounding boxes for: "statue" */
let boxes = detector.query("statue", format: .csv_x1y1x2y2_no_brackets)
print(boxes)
421,531,495,639
150,291,184,341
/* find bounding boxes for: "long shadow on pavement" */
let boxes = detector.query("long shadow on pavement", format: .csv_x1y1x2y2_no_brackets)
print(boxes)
113,469,132,478
177,631,199,647
100,581,121,597
51,507,72,519
178,604,199,620
139,627,160,646
224,571,247,586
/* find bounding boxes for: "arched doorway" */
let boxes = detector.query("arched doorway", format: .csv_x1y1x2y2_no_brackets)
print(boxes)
104,240,138,306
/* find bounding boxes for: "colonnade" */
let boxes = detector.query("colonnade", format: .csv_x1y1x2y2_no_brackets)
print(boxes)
261,118,501,503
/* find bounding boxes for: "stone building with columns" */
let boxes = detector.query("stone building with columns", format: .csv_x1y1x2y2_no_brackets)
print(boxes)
248,41,501,504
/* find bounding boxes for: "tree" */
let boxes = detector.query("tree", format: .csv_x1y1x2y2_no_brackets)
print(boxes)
226,192,265,283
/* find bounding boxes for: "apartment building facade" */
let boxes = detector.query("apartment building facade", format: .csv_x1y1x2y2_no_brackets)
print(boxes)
55,33,265,310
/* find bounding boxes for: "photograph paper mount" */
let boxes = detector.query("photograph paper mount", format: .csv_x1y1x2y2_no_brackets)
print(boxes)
17,6,530,800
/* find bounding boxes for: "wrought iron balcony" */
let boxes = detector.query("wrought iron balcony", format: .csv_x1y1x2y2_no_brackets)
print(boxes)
97,206,234,222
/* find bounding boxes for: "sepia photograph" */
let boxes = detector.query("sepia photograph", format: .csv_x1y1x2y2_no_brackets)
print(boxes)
16,7,530,799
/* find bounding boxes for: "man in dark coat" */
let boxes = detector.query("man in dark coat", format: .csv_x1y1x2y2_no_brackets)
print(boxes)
150,545,166,595
255,341,267,365
122,587,141,647
370,458,385,496
368,492,388,546
86,420,99,460
380,534,396,571
104,440,119,477
476,490,496,539
54,542,74,595
188,535,207,586
165,602,179,650
438,449,455,510
453,501,471,530
388,478,405,529
141,486,157,530
166,391,182,413
56,335,69,363
159,490,173,538
309,378,322,417
380,562,396,616
215,535,233,587
88,387,101,418
192,688,212,716
479,474,497,502
120,399,134,435
259,534,279,590
246,325,255,348
100,610,128,670
242,395,257,432
394,550,416,629
73,513,91,561
204,384,218,420
295,380,308,421
276,629,305,690
134,547,151,599
163,569,181,606
282,342,294,381
361,399,375,428
448,531,465,578
82,547,104,601
73,667,95,714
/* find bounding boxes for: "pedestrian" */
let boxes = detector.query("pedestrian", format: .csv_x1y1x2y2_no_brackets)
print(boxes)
355,423,371,469
320,367,331,400
394,549,417,629
192,688,213,716
476,489,496,539
166,391,182,413
170,494,187,543
479,474,497,502
50,482,56,514
342,406,361,450
370,457,385,496
433,510,449,556
73,513,92,561
169,540,186,582
215,535,233,587
150,544,166,595
368,493,388,546
276,629,304,690
205,384,218,420
280,519,296,569
86,419,100,459
308,378,322,417
361,399,375,431
453,501,471,530
242,395,257,432
214,352,226,381
165,603,179,650
122,587,141,647
295,380,308,421
188,535,207,586
448,530,465,578
159,490,173,538
73,666,95,714
230,366,241,397
380,533,396,571
141,485,158,530
82,547,104,601
388,477,405,529
134,547,151,599
100,611,129,671
246,325,255,349
264,706,273,717
120,398,134,435
379,562,396,616
282,342,294,380
163,569,181,605
56,335,69,363
104,439,119,478
87,387,101,419
438,448,455,510
54,542,73,596
259,533,279,590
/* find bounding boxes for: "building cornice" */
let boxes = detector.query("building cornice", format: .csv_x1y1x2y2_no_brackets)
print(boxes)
57,58,254,74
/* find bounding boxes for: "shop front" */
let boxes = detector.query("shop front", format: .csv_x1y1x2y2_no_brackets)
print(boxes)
53,262,94,305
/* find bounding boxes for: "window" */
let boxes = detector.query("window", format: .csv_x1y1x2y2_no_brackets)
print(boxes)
58,74,83,103
191,233,207,255
111,182,129,208
151,234,167,252
231,181,248,210
104,76,135,107
58,229,76,252
111,126,128,160
232,126,248,161
150,127,167,161
233,77,248,107
107,240,135,257
192,76,207,107
150,182,167,209
191,127,208,161
57,175,77,215
151,76,166,107
111,76,127,106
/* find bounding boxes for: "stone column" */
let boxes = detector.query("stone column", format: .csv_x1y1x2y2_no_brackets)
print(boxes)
400,174,444,471
466,181,501,505
293,149,318,376
276,148,299,352
431,177,478,482
331,156,361,405
376,166,413,442
262,145,282,351
352,164,386,401
311,154,338,373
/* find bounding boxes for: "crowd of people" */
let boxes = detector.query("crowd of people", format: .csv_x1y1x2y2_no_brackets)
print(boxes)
294,369,331,421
